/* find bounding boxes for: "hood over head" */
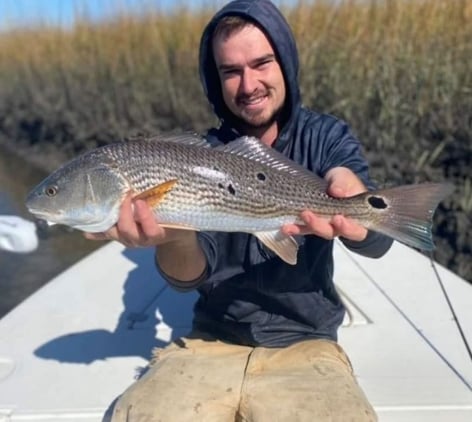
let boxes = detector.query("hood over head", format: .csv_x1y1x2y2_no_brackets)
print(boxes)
199,0,301,148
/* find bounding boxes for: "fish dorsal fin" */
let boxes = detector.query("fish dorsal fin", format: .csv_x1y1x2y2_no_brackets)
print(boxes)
217,136,326,186
146,132,211,148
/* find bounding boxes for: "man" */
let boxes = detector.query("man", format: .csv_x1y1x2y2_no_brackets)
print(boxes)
92,1,393,420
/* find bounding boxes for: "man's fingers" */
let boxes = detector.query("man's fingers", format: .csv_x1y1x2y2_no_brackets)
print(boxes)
83,227,117,241
281,211,368,242
303,213,338,239
84,232,108,241
82,195,165,247
134,200,162,239
327,183,346,198
282,212,336,239
280,224,302,236
116,195,138,237
331,215,367,241
325,167,366,198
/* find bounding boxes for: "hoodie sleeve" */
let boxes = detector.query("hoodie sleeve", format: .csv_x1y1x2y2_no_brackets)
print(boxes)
316,116,393,259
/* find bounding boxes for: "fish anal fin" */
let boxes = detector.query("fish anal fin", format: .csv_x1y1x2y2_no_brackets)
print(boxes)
134,179,178,208
255,230,299,265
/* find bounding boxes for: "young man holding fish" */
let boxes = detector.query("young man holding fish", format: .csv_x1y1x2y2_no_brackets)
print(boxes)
97,0,390,420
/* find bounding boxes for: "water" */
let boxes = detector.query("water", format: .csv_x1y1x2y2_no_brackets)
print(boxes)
0,146,101,318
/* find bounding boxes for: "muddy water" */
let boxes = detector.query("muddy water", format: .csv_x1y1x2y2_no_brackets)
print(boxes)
0,146,101,318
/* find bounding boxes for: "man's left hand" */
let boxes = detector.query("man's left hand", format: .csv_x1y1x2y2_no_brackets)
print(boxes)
281,167,368,242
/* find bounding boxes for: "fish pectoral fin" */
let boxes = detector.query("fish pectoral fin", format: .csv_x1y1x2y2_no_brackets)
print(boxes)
133,179,178,208
255,230,299,265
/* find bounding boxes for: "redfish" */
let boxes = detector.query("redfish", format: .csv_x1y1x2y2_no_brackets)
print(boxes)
26,134,453,264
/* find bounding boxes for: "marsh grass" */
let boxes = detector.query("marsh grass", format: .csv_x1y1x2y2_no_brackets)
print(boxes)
0,0,470,280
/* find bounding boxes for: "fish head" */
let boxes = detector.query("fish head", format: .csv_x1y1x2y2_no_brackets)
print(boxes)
25,153,129,233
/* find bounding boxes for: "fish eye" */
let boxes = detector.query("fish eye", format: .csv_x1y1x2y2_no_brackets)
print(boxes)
45,185,58,197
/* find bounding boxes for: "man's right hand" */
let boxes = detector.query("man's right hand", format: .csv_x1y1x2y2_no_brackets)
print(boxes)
83,194,192,248
84,194,207,283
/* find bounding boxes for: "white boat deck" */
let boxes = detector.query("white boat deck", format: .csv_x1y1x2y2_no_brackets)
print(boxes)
0,241,471,421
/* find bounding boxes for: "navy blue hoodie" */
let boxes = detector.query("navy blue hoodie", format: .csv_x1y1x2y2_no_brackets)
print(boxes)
161,0,393,347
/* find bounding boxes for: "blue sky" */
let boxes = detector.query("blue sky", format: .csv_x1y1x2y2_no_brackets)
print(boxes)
1,0,293,29
0,1,223,29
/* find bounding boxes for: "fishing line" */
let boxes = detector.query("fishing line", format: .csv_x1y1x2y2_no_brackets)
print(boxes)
340,241,472,391
429,251,472,363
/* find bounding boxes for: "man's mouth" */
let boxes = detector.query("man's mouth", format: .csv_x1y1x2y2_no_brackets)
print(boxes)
238,93,268,107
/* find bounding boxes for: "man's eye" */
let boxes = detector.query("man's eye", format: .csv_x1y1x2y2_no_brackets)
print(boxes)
257,60,272,68
223,69,238,76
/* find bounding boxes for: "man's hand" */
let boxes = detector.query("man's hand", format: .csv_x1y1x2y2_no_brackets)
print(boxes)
84,194,191,248
281,167,368,242
85,194,207,282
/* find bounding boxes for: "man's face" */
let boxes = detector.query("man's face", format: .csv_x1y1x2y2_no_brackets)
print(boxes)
212,24,286,132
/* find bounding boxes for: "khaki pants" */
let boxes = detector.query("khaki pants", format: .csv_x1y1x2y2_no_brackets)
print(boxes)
110,332,376,422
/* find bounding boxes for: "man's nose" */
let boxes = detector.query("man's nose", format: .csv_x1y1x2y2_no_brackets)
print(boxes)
240,68,259,94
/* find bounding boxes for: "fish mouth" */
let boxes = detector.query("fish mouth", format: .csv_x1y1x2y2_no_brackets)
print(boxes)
25,206,60,225
25,190,59,222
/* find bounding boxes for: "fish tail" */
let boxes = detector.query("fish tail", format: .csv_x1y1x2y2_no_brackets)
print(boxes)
361,183,454,250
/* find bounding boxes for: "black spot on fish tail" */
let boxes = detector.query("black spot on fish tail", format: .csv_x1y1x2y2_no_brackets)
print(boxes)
368,195,388,209
257,172,266,181
365,183,453,250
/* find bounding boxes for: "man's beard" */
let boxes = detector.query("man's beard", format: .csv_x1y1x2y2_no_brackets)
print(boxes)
235,93,284,132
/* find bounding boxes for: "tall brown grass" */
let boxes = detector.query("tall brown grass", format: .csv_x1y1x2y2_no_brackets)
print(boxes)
0,0,470,280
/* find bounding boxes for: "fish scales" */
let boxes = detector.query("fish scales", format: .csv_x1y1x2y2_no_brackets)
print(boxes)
25,134,454,264
104,141,312,223
109,140,445,236
140,148,323,228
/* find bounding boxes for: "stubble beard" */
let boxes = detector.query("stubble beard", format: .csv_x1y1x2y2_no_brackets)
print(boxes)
236,92,283,133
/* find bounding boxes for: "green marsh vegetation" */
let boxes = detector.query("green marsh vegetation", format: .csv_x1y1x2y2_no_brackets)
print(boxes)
0,0,470,281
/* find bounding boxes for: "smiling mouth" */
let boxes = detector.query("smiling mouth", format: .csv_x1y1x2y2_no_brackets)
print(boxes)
238,93,269,107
